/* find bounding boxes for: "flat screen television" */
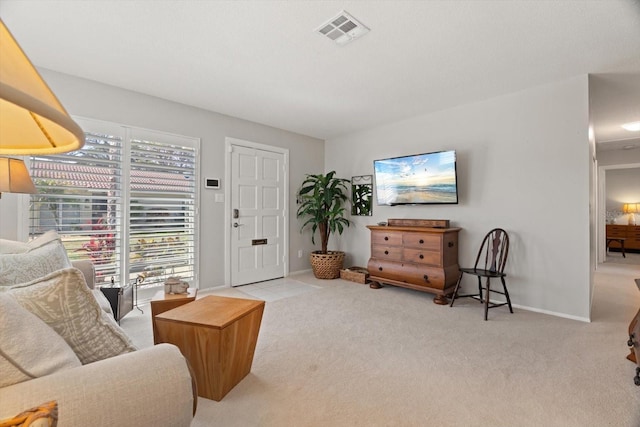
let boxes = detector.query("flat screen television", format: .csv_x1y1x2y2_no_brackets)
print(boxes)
373,150,458,205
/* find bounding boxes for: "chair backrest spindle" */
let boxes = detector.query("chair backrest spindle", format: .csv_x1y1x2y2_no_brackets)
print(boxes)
474,228,509,274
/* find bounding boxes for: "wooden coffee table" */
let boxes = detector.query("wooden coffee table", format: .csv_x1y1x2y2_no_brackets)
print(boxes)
154,295,265,401
150,288,197,344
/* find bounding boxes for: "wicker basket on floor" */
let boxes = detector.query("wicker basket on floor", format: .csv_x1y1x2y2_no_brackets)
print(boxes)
310,251,345,279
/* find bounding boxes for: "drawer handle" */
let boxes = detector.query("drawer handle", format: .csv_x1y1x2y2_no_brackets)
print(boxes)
448,242,454,248
419,239,424,244
419,254,424,259
384,236,389,241
379,267,383,271
384,250,389,255
423,274,429,281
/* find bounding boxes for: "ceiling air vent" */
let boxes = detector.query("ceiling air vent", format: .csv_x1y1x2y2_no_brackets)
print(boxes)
315,10,370,46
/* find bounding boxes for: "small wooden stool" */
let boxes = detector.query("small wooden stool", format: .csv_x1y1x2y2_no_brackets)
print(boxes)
155,295,265,401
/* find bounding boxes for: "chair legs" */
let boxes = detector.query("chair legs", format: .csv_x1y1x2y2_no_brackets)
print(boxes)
484,278,491,321
449,273,464,307
501,276,513,313
450,273,513,320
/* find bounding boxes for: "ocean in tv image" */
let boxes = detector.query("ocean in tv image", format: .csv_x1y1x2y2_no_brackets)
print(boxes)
374,151,458,205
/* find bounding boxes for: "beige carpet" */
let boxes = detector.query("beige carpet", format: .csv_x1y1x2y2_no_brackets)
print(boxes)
605,250,640,266
121,268,640,427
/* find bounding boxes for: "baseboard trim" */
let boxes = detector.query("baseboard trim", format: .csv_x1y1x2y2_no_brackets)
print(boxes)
511,303,590,323
288,269,312,276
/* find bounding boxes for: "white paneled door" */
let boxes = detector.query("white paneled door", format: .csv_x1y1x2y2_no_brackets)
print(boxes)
230,144,285,286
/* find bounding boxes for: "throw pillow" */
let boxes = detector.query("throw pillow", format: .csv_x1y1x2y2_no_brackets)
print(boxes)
0,230,60,254
0,239,28,254
0,294,81,388
8,268,137,364
25,230,61,250
0,401,58,427
0,236,71,288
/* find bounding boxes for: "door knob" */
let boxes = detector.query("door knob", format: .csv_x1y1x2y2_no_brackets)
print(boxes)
233,222,243,228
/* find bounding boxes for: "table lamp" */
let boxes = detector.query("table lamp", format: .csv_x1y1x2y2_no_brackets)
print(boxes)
1,19,85,200
623,203,639,226
0,157,37,198
0,19,84,155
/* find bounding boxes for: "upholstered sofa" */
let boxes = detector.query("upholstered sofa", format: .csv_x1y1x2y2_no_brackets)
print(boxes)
0,232,196,426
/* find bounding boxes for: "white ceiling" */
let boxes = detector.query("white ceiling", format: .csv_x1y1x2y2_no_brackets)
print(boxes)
1,0,640,144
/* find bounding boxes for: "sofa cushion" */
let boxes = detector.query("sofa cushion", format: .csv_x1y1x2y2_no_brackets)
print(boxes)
92,289,114,316
8,268,137,365
0,233,71,288
0,293,81,388
71,259,96,290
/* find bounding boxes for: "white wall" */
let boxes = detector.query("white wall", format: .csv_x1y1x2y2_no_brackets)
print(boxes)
0,69,325,289
326,76,591,320
597,147,640,166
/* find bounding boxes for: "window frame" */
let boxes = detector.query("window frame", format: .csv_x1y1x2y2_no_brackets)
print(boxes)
26,116,201,290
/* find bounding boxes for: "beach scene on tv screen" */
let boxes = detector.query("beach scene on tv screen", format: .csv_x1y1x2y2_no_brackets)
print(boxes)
375,151,457,205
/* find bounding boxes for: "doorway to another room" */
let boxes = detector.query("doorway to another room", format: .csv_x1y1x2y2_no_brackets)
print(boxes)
598,164,640,269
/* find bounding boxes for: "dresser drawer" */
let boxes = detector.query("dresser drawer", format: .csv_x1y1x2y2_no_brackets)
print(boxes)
371,231,403,246
367,259,445,289
403,248,441,266
606,225,627,238
402,232,440,250
371,245,403,261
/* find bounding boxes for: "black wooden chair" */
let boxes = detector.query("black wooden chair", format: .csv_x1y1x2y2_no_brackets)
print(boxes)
449,228,512,320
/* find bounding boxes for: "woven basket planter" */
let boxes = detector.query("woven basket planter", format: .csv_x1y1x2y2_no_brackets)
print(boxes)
310,251,345,279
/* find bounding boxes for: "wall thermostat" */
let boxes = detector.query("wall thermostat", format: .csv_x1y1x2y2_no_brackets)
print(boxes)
204,178,220,189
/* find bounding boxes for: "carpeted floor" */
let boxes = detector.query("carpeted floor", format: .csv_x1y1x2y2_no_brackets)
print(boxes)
605,250,640,266
120,267,640,427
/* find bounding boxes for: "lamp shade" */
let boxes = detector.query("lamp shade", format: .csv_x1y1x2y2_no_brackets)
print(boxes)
623,203,639,214
0,19,84,155
0,157,37,195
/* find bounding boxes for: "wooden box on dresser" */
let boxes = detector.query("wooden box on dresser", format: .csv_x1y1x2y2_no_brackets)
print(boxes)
366,219,461,305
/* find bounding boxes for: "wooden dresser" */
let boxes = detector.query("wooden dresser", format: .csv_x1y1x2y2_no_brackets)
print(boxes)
366,219,461,304
606,224,640,251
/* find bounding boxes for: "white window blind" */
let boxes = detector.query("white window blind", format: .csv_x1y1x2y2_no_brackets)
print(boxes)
30,131,123,283
128,134,197,287
29,119,199,290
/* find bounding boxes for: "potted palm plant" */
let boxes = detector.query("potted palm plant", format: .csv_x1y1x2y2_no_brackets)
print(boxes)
296,171,350,279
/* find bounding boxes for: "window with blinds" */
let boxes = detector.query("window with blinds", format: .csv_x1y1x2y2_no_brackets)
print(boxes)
30,131,123,282
128,137,196,287
29,119,199,290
